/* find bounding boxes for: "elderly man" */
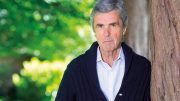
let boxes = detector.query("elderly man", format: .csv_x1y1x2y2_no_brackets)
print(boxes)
55,0,151,101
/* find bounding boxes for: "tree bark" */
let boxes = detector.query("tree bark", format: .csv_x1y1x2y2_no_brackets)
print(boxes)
150,0,180,100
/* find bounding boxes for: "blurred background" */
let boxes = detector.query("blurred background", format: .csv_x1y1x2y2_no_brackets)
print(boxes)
0,0,95,101
0,0,150,101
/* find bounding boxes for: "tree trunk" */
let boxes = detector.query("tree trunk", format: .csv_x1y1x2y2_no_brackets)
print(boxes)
150,0,180,100
125,0,150,59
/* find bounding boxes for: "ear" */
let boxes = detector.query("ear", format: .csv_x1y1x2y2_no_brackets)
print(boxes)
123,26,127,36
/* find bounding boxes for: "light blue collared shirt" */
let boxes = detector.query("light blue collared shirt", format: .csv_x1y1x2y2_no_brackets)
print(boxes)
96,47,125,101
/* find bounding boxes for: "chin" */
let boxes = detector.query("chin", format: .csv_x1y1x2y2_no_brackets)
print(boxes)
101,45,115,52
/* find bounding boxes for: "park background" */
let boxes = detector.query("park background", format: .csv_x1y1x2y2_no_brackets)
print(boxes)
0,0,95,101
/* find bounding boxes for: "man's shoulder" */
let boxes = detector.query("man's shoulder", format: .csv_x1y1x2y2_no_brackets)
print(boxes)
122,42,151,67
134,53,150,64
68,54,85,68
133,53,151,70
62,54,86,77
68,42,98,68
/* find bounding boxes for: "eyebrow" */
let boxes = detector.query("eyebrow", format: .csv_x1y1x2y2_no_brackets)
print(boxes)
109,22,118,25
96,24,104,27
95,22,119,27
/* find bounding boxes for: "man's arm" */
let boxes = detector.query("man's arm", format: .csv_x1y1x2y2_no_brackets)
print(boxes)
55,65,76,101
143,79,151,101
143,62,151,101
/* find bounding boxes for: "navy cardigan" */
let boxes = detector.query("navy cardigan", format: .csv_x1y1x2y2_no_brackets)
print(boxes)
55,42,151,101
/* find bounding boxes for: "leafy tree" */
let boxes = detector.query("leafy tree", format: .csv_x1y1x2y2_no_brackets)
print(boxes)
12,57,68,101
0,0,95,100
0,0,95,60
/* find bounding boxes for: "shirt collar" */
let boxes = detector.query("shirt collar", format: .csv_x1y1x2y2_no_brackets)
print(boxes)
96,46,124,62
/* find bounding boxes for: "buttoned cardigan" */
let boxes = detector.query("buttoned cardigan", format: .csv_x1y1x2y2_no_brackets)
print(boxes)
55,42,151,101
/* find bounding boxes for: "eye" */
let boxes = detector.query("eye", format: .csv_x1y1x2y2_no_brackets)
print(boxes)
96,24,103,28
110,23,117,27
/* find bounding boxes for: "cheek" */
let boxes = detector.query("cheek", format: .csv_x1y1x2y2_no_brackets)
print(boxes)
95,33,103,42
113,32,122,40
113,33,122,44
95,33,99,39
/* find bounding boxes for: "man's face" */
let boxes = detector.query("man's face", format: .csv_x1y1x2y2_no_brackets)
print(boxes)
94,10,124,52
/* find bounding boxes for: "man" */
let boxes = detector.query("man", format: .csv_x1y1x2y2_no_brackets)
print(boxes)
55,0,151,101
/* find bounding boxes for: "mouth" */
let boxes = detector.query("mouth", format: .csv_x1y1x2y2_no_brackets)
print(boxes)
104,39,113,42
103,40,113,43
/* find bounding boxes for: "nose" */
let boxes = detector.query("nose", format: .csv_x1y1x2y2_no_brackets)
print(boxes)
103,26,110,37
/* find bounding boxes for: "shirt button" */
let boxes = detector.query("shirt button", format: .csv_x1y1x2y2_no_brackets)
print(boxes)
119,93,123,96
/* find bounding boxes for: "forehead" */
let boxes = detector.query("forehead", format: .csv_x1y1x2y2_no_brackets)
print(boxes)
94,10,121,24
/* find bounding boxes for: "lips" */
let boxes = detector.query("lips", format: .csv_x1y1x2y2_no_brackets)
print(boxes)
103,40,113,42
102,40,113,44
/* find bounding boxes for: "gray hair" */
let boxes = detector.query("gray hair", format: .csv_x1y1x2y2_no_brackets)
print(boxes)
90,0,128,29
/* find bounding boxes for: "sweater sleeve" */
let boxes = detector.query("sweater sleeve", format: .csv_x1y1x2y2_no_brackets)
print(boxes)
55,63,76,101
143,61,151,101
143,78,151,101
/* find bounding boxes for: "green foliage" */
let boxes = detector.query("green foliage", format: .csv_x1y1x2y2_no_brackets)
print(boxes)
0,0,95,100
0,97,6,101
12,57,68,101
0,0,95,60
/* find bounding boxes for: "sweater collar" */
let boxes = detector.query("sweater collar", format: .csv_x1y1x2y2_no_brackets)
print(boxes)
96,46,123,62
85,41,133,75
83,41,134,99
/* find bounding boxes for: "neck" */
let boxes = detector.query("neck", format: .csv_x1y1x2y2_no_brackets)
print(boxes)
100,48,120,67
